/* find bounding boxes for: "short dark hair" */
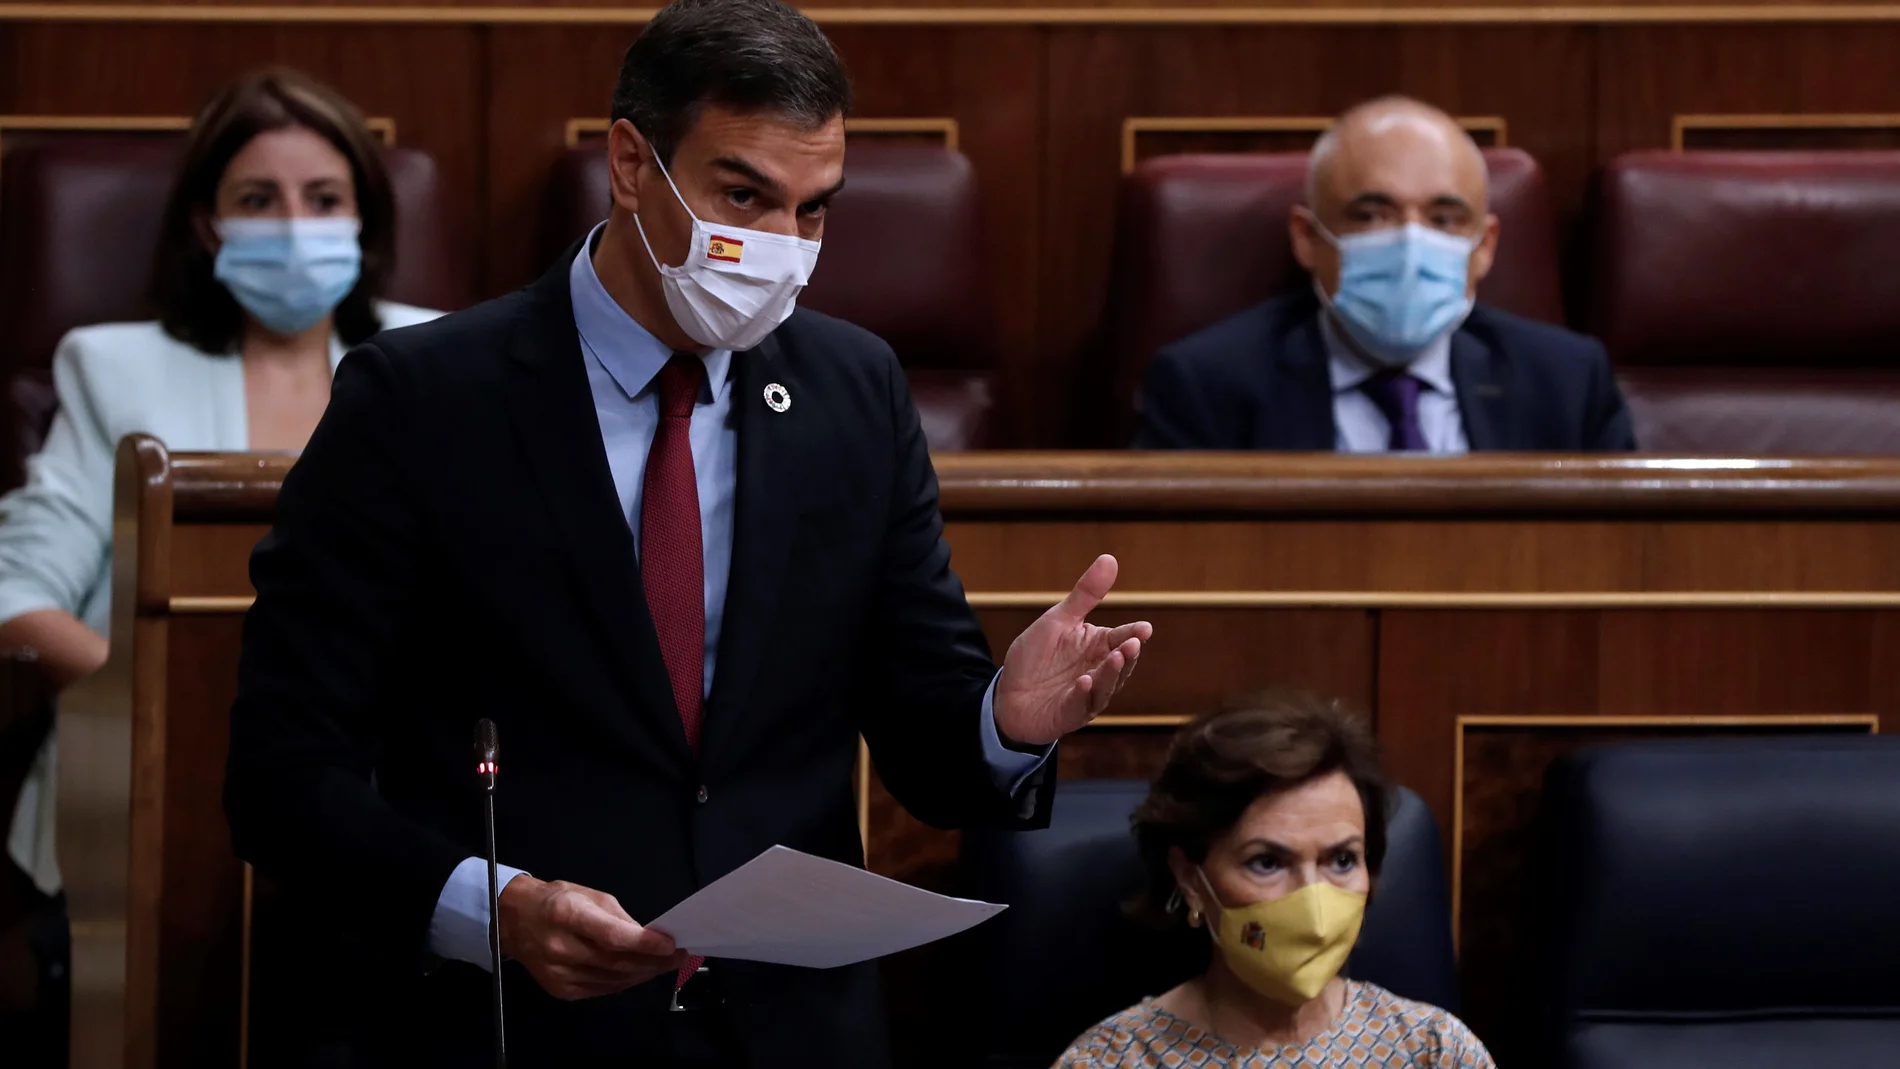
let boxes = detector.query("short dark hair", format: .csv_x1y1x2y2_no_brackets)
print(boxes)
611,0,852,165
152,68,396,354
1131,690,1391,925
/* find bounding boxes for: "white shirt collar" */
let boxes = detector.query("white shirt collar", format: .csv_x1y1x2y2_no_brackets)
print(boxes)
1319,310,1457,396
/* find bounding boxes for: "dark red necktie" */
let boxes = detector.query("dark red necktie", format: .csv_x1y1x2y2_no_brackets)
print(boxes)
640,353,706,990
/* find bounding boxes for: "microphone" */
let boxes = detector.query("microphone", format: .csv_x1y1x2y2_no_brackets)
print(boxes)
474,719,505,1068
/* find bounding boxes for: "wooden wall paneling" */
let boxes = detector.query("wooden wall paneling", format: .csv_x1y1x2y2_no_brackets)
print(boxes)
1378,606,1900,1063
1595,24,1900,162
1042,26,1596,444
0,22,486,304
1120,113,1505,174
941,518,1900,595
482,25,631,294
156,612,247,1068
1673,111,1900,149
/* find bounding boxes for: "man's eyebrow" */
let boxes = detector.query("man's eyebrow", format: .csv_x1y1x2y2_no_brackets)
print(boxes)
802,177,847,205
1430,194,1475,212
1344,191,1399,211
711,156,787,199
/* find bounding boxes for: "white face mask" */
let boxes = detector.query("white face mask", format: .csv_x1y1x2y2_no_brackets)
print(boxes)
632,148,822,352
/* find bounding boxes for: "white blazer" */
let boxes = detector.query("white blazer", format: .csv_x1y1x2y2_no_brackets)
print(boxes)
0,300,441,892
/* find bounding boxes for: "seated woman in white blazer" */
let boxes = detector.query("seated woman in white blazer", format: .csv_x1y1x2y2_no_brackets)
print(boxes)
0,68,441,896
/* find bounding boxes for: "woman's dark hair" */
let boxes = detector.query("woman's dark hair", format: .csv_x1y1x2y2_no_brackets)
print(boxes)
152,68,395,353
1131,690,1391,925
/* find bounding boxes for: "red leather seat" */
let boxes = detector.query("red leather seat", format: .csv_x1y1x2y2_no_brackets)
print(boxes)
0,135,467,489
1597,151,1900,454
1101,148,1564,444
544,141,995,450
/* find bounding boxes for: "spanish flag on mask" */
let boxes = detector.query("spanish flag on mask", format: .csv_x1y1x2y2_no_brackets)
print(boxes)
708,235,744,263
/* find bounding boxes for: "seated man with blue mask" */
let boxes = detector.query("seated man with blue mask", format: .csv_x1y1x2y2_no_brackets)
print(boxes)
1135,96,1635,453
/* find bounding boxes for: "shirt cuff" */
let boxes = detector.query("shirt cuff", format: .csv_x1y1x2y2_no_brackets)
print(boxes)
979,670,1052,795
428,855,529,970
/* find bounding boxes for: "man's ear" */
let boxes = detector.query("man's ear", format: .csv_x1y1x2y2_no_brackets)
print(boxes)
606,118,650,216
1468,211,1500,292
1289,205,1321,274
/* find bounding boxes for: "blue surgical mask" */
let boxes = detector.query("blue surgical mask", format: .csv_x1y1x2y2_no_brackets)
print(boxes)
1311,217,1477,366
213,217,362,337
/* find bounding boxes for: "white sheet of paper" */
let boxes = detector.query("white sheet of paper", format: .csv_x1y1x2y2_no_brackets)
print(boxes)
646,845,1006,969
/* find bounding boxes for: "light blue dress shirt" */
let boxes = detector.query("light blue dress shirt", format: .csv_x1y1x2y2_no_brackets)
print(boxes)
427,225,1045,969
1321,315,1469,455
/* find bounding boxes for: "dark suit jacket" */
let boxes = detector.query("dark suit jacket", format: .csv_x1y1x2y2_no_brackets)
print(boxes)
1135,292,1637,451
224,249,1054,1067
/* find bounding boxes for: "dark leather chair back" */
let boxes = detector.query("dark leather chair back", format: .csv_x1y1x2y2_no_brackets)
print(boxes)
1596,151,1900,453
960,780,1458,1069
1534,737,1900,1069
543,141,996,450
1103,148,1562,443
0,135,466,488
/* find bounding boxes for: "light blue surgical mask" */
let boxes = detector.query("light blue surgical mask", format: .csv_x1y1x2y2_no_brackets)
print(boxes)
1310,216,1477,366
213,217,362,337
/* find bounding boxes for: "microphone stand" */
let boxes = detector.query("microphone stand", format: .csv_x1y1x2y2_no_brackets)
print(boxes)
476,721,506,1069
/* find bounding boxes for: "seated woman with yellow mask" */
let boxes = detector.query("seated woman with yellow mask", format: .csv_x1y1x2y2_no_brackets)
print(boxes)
1056,693,1494,1068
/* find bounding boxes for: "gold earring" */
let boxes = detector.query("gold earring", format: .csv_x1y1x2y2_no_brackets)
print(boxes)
1187,908,1202,929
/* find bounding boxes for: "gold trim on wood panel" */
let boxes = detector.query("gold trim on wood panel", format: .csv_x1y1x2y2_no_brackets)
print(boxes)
965,590,1900,609
10,5,1900,26
168,596,257,614
857,737,871,859
841,116,961,151
0,113,397,144
1087,714,1194,728
1448,712,1880,946
1121,115,1508,174
1670,111,1900,150
564,115,958,149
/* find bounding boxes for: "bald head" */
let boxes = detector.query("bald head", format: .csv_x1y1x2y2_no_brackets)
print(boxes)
1291,95,1499,301
1307,96,1488,215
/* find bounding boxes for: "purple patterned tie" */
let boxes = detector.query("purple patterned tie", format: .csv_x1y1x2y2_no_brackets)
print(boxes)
1360,371,1428,452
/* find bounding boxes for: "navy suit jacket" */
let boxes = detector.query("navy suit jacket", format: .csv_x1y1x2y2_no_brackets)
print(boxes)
1135,292,1637,451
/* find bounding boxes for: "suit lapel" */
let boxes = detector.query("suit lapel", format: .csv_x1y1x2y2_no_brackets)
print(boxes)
501,254,694,766
1451,329,1508,451
700,333,803,765
1263,312,1339,451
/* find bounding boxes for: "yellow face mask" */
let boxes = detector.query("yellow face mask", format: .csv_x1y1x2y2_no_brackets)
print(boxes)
1197,870,1367,1005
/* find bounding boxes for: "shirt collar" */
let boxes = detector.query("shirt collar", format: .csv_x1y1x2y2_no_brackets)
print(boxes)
570,222,732,402
1319,309,1457,396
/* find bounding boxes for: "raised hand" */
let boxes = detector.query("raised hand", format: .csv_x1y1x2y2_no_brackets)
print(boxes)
992,554,1152,747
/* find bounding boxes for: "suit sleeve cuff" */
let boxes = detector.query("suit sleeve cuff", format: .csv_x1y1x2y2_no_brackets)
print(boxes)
979,670,1053,796
427,855,529,971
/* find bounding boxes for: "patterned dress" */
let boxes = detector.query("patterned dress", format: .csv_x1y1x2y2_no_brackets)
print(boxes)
1054,980,1496,1068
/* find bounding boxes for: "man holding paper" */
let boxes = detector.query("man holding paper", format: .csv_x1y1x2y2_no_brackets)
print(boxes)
223,0,1148,1065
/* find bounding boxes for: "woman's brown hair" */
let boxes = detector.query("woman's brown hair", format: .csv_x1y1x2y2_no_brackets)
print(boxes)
152,68,395,353
1131,689,1391,925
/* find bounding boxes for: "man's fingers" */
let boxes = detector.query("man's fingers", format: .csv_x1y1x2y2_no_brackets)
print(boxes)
1110,638,1141,696
1097,621,1153,650
1055,554,1119,621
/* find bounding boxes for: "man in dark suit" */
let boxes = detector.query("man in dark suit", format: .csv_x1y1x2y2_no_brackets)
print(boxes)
1136,96,1635,452
223,2,1150,1065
